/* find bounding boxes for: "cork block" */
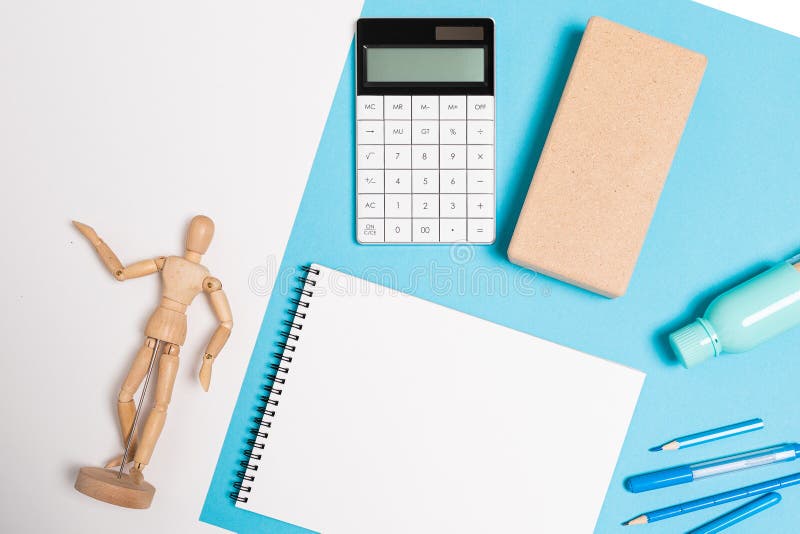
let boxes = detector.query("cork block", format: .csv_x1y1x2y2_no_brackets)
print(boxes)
508,17,706,298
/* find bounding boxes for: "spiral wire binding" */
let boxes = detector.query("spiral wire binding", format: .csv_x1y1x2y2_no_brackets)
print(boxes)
230,265,320,503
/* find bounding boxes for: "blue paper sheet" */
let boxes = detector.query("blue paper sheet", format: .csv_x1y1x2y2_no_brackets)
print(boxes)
202,1,800,532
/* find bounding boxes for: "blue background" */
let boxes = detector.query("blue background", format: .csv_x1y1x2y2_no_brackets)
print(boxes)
202,0,800,531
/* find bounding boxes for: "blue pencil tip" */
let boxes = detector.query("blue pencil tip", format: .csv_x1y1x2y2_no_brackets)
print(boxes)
649,445,663,452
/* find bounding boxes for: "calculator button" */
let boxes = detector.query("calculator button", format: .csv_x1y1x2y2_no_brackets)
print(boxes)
357,219,384,243
467,120,494,144
385,170,411,193
440,170,466,193
412,170,438,193
467,95,494,120
358,145,384,169
467,170,494,193
385,194,412,217
358,170,384,194
385,218,411,242
384,95,411,119
413,194,439,218
440,95,466,119
358,120,384,144
412,145,438,169
385,145,411,169
467,194,494,218
358,194,384,218
412,120,438,144
412,96,438,119
441,219,467,242
384,120,411,144
440,145,466,169
440,120,466,144
467,145,493,169
440,194,466,218
357,95,383,120
468,218,495,243
413,219,439,242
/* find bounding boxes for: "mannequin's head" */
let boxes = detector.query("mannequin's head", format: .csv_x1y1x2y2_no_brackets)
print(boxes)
185,215,214,261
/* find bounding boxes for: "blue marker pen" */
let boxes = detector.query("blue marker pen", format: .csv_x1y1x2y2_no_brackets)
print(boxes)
627,443,800,493
625,471,800,525
688,493,781,534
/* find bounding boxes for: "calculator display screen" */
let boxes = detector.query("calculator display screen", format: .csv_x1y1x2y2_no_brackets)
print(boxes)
365,47,484,83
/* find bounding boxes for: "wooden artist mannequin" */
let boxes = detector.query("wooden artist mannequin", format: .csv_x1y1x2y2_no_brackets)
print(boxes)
73,215,232,508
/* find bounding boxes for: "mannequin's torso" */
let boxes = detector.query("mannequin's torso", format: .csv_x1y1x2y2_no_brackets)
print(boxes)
145,256,209,345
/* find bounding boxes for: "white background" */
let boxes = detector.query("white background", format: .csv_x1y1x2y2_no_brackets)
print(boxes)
0,1,797,533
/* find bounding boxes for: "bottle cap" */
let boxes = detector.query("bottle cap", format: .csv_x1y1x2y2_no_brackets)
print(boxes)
669,319,717,368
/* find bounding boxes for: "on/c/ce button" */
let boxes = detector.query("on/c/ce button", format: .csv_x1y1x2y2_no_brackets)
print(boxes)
357,219,384,243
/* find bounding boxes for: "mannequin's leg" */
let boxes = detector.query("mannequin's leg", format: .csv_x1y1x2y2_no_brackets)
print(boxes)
130,343,179,483
105,337,159,468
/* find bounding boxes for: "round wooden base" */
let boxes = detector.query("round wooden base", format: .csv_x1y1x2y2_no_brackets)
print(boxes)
74,467,155,509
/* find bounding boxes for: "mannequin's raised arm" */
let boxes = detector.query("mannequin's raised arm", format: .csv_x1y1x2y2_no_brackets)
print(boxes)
73,221,164,280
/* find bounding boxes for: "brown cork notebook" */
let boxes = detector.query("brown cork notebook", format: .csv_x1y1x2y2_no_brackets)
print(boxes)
507,17,706,298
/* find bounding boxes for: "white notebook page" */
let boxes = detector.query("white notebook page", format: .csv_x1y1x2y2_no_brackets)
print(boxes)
238,264,645,533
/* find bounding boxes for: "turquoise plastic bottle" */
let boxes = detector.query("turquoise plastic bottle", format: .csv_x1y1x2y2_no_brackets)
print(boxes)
669,254,800,367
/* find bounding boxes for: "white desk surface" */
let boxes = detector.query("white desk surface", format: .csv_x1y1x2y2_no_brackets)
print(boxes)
0,1,797,532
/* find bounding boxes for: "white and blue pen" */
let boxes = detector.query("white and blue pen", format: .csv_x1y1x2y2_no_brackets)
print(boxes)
627,443,800,493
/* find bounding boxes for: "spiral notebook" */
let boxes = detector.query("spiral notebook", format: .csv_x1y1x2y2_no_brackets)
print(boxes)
233,264,644,533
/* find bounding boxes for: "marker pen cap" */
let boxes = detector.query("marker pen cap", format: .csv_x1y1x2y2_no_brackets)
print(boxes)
626,466,694,493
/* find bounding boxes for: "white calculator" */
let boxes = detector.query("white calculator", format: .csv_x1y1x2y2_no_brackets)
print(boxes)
355,18,495,244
